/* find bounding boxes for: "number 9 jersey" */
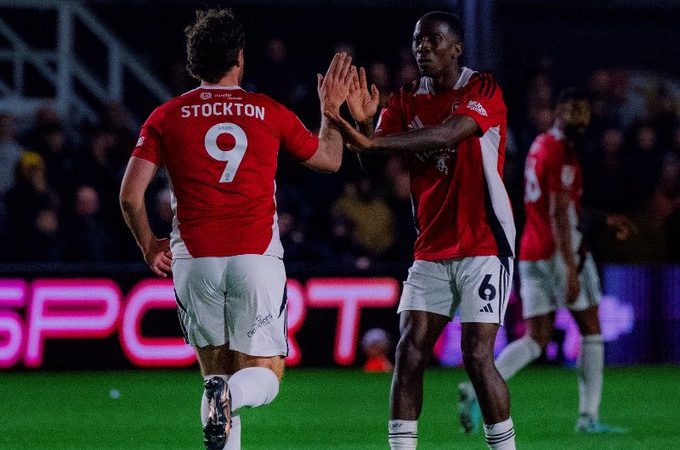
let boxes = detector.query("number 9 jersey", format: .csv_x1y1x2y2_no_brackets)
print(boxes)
132,86,319,259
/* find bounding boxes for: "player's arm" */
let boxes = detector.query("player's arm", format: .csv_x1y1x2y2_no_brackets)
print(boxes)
324,109,478,153
119,156,172,277
549,191,580,304
302,52,354,173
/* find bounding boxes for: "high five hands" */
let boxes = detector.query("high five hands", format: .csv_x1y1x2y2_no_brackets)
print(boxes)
317,52,355,115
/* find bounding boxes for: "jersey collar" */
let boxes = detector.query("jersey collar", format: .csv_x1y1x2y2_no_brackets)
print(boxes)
415,67,476,95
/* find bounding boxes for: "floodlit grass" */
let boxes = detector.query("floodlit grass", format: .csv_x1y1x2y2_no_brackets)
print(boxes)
1,366,677,449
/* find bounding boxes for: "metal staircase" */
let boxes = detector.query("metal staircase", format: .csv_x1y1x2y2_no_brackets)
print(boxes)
0,0,171,128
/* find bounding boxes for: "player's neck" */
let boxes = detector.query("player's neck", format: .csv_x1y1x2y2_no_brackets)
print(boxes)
431,64,462,94
202,71,241,88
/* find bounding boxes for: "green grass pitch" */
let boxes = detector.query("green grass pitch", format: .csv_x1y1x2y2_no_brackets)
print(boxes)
1,366,678,449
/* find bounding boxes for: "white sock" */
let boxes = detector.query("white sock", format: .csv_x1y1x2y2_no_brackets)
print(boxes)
578,334,604,420
495,336,542,380
228,367,279,411
484,417,516,449
388,420,417,449
223,414,241,450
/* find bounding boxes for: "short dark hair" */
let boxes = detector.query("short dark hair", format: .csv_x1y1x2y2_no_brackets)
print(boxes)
555,87,590,106
185,8,245,83
418,11,464,43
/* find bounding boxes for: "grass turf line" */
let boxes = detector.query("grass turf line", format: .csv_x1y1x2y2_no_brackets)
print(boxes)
0,366,677,449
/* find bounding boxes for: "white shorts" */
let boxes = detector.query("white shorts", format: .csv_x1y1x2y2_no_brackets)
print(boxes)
172,254,288,357
398,256,514,325
519,252,601,319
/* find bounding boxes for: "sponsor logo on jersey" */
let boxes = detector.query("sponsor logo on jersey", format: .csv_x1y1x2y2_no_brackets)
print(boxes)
466,100,488,117
200,91,212,100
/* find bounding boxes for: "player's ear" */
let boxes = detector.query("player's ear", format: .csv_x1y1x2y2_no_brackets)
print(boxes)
453,41,463,59
237,49,244,67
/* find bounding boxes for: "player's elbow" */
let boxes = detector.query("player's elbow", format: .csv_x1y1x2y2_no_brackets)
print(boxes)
324,154,342,173
304,148,342,173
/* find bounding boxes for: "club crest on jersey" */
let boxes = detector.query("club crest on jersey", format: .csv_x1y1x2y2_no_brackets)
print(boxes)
436,154,450,175
466,100,487,117
200,91,212,100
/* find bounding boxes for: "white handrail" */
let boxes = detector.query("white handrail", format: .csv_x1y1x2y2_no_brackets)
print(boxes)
0,0,171,128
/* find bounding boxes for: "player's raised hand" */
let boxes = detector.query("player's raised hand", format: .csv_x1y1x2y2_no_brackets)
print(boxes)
346,67,380,125
324,109,373,152
606,214,637,241
144,237,173,278
317,52,354,113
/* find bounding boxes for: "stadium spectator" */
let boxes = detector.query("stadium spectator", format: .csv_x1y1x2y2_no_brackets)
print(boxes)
66,186,111,262
368,61,391,107
4,152,59,260
22,108,76,198
361,328,393,373
0,113,23,195
23,207,66,262
149,187,174,237
332,177,395,258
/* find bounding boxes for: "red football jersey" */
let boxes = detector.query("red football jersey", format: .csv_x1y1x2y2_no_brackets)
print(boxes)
132,86,318,258
375,68,515,260
519,128,583,261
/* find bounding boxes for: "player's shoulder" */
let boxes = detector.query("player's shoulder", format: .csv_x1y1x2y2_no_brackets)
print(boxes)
245,91,291,116
463,69,502,99
141,96,180,128
532,130,566,160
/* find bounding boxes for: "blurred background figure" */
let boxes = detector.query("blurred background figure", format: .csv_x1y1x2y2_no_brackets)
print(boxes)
0,113,23,195
361,328,393,373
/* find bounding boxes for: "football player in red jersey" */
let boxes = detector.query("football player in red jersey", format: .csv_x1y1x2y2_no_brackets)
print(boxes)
458,88,634,434
119,8,353,450
326,11,517,450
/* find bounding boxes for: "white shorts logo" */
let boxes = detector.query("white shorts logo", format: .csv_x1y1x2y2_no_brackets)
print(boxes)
466,100,488,117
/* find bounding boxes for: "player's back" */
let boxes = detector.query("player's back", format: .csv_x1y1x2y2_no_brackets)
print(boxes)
133,86,318,259
520,130,582,261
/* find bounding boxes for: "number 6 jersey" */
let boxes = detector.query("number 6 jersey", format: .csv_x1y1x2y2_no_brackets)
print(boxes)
132,86,319,258
374,68,515,261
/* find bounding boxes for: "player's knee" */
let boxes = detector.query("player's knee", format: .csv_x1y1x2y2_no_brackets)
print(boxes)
461,341,494,374
395,333,429,371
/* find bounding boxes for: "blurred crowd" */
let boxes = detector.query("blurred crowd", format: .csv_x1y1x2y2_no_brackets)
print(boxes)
1,37,679,267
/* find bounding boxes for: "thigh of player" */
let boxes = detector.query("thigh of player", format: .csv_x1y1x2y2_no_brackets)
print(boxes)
398,259,459,319
173,256,232,348
519,259,559,319
224,254,288,360
457,256,514,325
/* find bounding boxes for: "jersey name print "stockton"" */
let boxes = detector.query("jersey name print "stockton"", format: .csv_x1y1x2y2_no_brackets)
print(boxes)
132,86,318,259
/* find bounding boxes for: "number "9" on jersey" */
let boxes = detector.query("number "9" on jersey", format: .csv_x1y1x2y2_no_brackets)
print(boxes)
204,122,248,183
